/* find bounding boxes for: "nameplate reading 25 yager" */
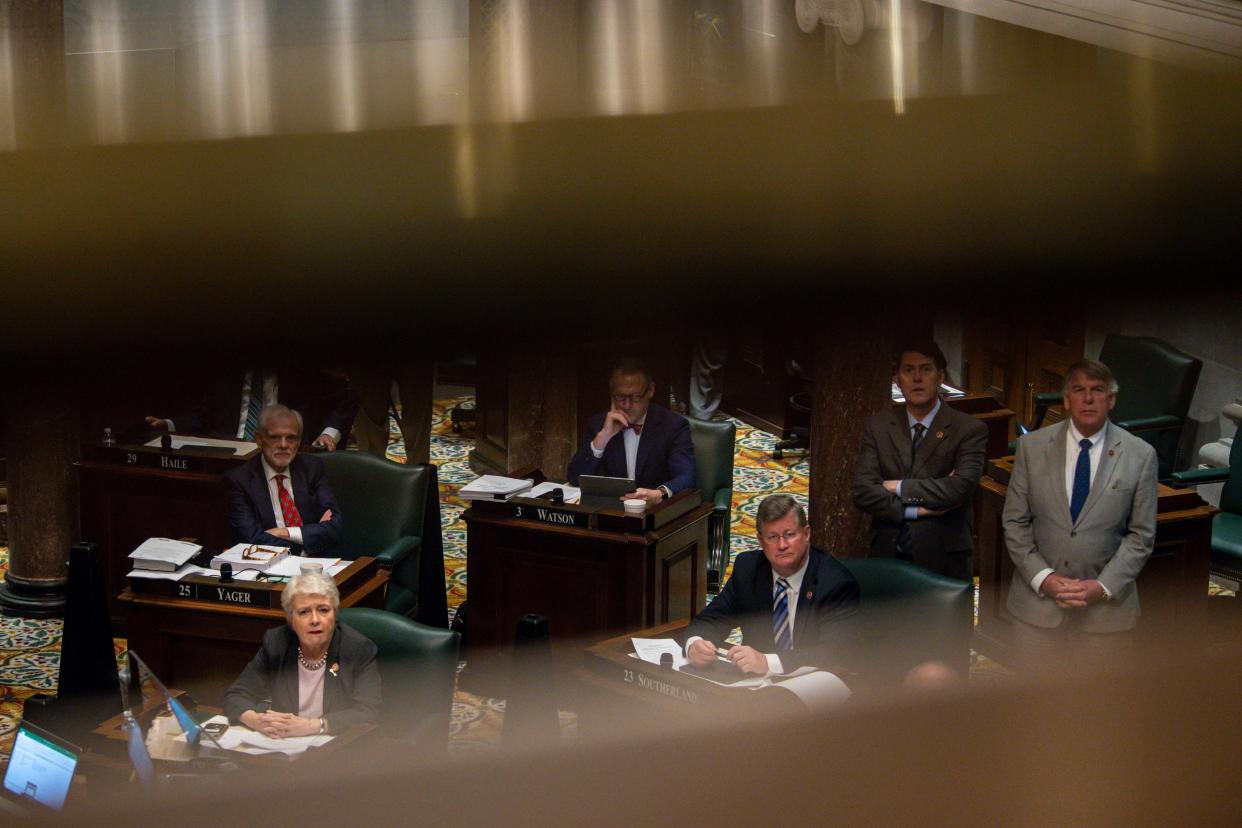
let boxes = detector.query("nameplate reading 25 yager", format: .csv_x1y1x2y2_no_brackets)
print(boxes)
509,503,588,528
174,582,268,607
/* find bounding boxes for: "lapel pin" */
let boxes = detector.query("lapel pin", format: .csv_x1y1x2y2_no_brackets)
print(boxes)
1108,450,1115,456
805,591,813,601
935,431,944,439
329,663,340,678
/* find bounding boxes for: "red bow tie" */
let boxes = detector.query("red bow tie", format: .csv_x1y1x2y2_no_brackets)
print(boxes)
631,423,643,435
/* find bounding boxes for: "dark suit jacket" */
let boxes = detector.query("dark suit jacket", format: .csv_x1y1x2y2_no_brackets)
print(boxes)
566,403,696,493
223,623,381,733
851,401,987,581
172,366,359,444
224,454,344,555
684,547,859,673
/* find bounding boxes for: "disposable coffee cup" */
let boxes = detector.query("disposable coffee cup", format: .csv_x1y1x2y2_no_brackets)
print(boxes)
623,498,646,515
300,561,324,575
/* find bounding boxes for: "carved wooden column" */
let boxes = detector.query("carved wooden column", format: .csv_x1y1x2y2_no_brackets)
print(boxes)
0,379,80,617
807,321,894,559
470,350,578,480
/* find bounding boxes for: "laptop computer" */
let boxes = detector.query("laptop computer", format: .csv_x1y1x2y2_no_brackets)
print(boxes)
578,474,635,510
1,720,82,813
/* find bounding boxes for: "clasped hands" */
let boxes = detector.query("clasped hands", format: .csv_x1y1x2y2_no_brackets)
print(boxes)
239,709,321,739
265,509,333,539
595,407,664,506
1040,572,1106,608
686,639,769,675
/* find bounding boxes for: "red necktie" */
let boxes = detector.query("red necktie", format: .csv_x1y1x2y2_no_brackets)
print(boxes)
631,423,643,435
274,474,303,528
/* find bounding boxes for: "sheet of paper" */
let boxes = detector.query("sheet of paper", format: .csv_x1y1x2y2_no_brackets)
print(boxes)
326,561,350,576
631,638,687,669
126,563,214,581
193,716,332,756
265,557,342,578
526,481,582,504
457,474,534,499
129,537,202,564
759,669,852,711
144,436,255,456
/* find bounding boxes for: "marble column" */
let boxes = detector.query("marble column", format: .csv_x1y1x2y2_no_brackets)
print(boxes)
0,380,80,617
807,322,894,558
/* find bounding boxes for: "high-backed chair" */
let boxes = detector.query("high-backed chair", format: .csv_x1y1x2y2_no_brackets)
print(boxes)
320,451,448,628
1172,434,1242,583
838,558,973,684
1027,334,1201,480
689,419,736,591
337,607,459,750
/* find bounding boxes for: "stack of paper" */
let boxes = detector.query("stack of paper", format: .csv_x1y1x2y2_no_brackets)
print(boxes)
264,556,342,578
210,543,289,573
457,475,534,501
129,538,202,572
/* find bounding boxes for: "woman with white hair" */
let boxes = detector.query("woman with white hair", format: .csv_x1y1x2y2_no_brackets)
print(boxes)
224,572,381,738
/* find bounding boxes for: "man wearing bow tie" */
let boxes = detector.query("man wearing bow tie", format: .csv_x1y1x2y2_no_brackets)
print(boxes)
1003,359,1158,670
851,341,988,581
567,358,696,506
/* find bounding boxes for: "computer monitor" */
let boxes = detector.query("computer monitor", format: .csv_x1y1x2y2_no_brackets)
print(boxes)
1,720,81,811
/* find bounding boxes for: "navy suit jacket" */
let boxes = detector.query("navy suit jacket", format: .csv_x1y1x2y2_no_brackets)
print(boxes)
223,453,343,555
684,547,860,673
566,403,696,493
173,366,358,444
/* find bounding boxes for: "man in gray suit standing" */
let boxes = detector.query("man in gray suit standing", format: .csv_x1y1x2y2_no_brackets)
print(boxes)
1003,359,1158,670
852,341,988,581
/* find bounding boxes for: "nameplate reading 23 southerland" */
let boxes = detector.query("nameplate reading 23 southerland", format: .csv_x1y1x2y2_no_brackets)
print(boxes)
174,582,268,607
508,502,588,528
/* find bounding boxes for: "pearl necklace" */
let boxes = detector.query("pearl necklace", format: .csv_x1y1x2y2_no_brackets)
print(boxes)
297,647,327,670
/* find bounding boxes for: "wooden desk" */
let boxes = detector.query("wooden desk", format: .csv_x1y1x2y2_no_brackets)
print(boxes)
974,458,1215,665
116,557,387,706
77,440,253,625
939,393,1016,459
462,491,712,692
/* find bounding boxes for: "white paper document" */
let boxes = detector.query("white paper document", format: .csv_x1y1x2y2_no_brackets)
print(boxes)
631,638,687,669
211,544,289,573
265,557,342,578
198,715,333,756
525,482,582,504
144,436,255,456
760,670,852,711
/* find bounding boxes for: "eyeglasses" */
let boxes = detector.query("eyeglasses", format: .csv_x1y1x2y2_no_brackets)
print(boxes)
612,393,648,404
761,530,803,545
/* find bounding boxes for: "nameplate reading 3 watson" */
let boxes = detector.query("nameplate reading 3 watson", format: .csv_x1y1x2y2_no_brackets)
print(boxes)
509,503,588,527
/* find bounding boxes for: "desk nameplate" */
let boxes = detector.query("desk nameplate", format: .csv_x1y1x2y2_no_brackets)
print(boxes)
583,650,703,706
82,442,250,475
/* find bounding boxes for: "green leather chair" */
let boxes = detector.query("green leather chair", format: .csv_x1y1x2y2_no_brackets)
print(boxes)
337,607,460,750
320,451,448,627
1172,434,1242,583
1026,334,1202,480
689,419,736,590
838,558,973,684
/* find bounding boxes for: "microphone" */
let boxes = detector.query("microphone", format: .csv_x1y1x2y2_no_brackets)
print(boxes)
658,652,674,670
219,563,233,583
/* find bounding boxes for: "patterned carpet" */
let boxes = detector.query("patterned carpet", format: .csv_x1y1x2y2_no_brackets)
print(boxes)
3,395,1231,760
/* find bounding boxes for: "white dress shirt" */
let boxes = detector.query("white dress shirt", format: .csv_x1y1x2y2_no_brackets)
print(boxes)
167,370,340,443
897,398,942,521
590,414,646,480
1029,420,1110,597
261,457,304,545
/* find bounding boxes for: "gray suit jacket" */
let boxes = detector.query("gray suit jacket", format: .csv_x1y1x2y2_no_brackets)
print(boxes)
1003,420,1158,633
851,401,988,581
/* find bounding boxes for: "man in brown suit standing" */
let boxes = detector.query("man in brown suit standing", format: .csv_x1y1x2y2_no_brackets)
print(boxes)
851,341,988,581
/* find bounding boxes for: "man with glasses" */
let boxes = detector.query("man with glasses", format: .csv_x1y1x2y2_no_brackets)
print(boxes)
684,494,858,676
567,358,696,506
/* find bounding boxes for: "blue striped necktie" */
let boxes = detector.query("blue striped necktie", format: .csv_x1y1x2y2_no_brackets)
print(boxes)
242,372,263,440
772,577,793,651
1069,438,1092,524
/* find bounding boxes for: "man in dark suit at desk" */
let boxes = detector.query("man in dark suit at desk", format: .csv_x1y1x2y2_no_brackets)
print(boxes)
684,494,859,676
851,341,987,581
223,405,343,555
146,364,358,451
567,358,696,506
